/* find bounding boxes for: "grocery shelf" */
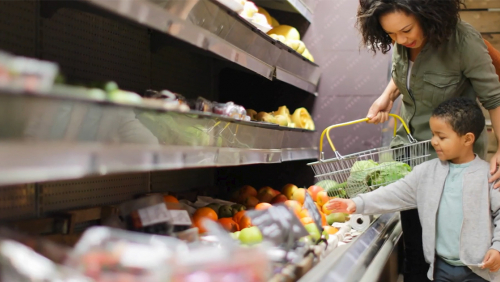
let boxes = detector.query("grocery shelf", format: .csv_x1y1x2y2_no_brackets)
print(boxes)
79,0,320,94
298,213,401,282
253,0,313,23
0,90,317,185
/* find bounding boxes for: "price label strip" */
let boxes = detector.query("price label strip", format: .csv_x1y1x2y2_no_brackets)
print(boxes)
168,210,192,226
246,205,308,247
137,203,172,227
304,192,323,233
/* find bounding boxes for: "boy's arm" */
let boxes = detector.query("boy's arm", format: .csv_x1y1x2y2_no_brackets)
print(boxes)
490,181,500,252
352,166,420,215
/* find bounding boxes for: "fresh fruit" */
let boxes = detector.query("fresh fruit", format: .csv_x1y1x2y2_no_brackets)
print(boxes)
300,217,314,225
233,210,247,226
231,204,246,215
239,226,263,245
238,215,252,230
315,202,322,212
326,213,346,225
304,223,321,241
240,185,258,197
291,188,306,205
257,186,276,203
275,106,290,116
299,209,310,218
270,17,280,28
315,180,339,191
307,185,324,202
206,203,221,215
194,207,218,221
316,191,330,207
242,196,259,209
253,13,269,25
267,25,300,41
255,203,272,210
323,226,339,235
218,218,239,232
302,48,315,62
270,194,288,204
163,195,179,203
257,7,272,25
240,1,258,18
284,200,301,217
230,231,240,240
218,205,233,218
322,204,333,216
292,108,315,130
322,230,330,240
320,212,327,226
274,115,288,126
255,112,275,123
282,184,298,200
246,109,257,121
288,39,306,54
269,34,287,44
193,217,208,234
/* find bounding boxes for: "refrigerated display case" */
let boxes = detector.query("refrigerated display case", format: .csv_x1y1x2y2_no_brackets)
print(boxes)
0,0,402,281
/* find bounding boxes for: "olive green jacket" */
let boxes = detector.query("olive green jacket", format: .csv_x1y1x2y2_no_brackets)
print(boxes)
391,20,500,157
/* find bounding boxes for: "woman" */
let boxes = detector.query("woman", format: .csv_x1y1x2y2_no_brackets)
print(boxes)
357,0,500,281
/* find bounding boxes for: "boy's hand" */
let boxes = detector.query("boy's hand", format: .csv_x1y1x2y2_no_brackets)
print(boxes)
482,249,500,272
324,198,356,214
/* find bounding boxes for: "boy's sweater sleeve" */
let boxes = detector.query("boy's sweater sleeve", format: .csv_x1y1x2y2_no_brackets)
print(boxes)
490,181,500,252
352,165,420,215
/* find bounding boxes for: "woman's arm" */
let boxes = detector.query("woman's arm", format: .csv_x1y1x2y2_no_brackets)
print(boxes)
366,77,401,124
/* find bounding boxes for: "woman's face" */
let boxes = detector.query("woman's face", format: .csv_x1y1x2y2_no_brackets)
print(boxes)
379,10,425,49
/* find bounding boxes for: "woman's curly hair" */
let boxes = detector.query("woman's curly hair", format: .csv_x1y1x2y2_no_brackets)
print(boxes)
357,0,465,54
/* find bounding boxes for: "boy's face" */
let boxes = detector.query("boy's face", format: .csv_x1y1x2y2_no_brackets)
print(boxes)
429,117,475,163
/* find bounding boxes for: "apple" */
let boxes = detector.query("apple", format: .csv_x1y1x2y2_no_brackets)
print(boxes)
307,185,324,202
322,230,329,240
243,196,259,209
304,223,321,241
239,226,263,245
282,184,298,200
258,186,276,203
291,188,306,205
284,200,301,217
271,189,281,197
270,194,288,204
240,185,257,197
230,231,241,240
316,191,330,207
322,203,333,215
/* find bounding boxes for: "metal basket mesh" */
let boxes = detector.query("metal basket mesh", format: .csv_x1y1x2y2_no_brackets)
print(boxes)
308,140,431,198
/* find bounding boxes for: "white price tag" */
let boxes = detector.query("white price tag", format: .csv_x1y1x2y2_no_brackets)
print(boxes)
137,203,171,227
169,210,192,226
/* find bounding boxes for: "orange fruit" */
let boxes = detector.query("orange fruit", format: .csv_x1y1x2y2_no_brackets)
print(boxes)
255,203,272,210
163,195,179,203
233,210,246,225
193,207,218,221
193,217,210,234
299,208,310,218
320,212,327,226
218,218,239,232
323,226,339,235
307,185,324,202
238,215,252,230
284,200,301,217
300,217,314,225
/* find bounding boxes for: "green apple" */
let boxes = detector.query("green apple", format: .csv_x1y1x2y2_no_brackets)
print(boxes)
238,226,263,245
230,231,240,240
322,230,330,240
327,213,346,225
304,223,321,241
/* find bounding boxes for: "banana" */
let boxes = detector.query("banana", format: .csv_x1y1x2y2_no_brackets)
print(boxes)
292,108,315,130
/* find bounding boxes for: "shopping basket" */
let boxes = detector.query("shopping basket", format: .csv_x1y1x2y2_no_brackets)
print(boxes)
307,114,431,199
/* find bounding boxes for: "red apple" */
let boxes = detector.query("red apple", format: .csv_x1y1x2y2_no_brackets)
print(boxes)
270,194,288,204
316,191,330,207
307,185,324,202
281,184,298,200
243,196,259,209
240,185,257,197
258,191,275,203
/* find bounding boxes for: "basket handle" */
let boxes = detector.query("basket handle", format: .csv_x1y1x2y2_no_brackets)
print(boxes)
319,114,416,159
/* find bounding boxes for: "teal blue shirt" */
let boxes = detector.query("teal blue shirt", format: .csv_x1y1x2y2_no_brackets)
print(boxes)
435,161,473,266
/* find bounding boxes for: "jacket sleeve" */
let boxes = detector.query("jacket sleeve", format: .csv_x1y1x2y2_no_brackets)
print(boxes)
352,165,420,215
490,181,500,252
460,29,500,110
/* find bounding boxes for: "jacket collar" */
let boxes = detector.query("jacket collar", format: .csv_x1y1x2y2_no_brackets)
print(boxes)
438,154,481,173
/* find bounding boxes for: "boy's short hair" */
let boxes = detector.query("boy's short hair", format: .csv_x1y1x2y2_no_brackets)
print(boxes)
432,97,485,143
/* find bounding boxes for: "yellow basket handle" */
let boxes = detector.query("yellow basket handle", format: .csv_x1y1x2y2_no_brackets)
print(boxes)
319,114,416,159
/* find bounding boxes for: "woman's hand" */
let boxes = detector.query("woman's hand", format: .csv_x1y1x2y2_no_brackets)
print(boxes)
324,198,357,214
482,249,500,272
366,93,394,124
489,150,500,188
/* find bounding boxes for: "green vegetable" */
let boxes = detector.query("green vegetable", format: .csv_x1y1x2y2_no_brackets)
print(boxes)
315,180,338,190
371,162,411,187
326,182,347,197
350,160,378,172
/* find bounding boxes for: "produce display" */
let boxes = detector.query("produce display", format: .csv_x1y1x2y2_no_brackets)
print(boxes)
247,105,315,130
267,25,315,62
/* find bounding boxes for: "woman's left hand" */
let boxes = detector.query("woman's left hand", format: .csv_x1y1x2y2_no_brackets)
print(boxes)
489,150,500,188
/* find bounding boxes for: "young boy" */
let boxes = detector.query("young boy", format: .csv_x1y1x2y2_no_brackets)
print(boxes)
326,98,500,281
